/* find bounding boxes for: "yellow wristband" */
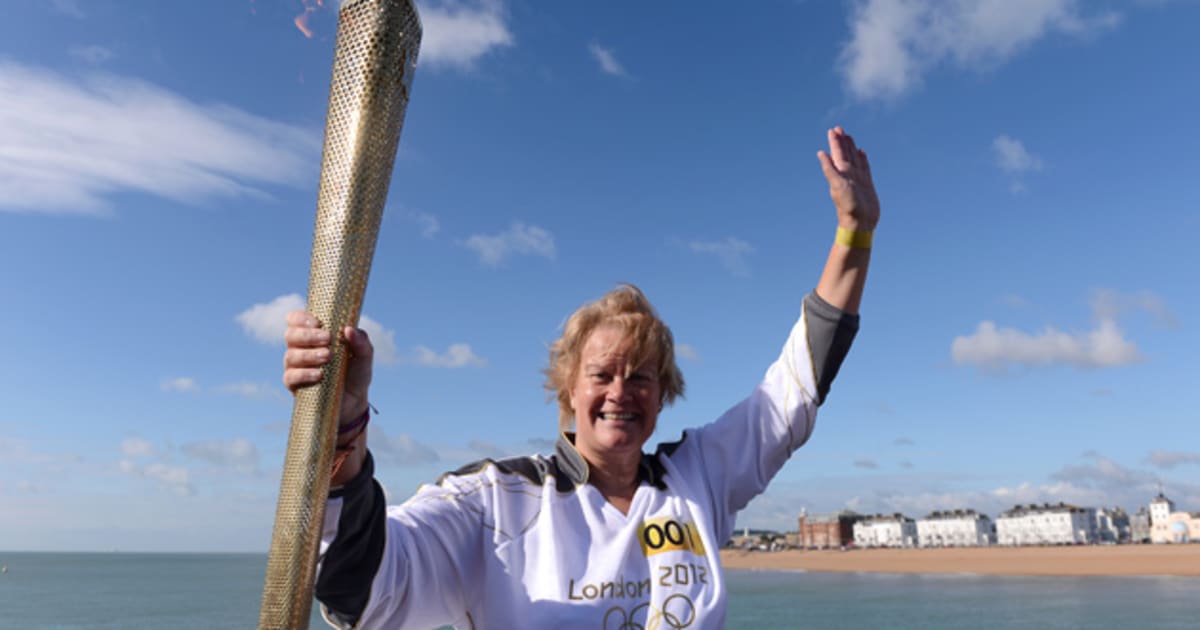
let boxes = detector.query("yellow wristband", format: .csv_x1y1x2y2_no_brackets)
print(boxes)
835,227,873,249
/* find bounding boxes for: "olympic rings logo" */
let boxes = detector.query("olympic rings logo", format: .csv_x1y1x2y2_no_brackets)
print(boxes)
602,594,696,630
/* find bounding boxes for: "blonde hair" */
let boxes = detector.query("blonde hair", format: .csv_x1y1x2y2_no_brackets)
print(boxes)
545,284,685,430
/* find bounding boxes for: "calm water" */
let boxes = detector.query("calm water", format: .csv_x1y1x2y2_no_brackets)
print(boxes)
0,553,1196,629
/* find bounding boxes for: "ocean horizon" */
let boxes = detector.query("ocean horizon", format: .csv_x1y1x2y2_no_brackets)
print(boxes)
0,552,1197,628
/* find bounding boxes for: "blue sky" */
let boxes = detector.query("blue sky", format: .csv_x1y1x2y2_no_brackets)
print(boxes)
2,0,1197,552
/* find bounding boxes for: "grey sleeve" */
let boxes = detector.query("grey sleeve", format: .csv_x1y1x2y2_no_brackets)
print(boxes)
316,451,387,628
803,291,860,405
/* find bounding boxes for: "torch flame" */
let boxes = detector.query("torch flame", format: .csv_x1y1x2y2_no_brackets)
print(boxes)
292,0,326,39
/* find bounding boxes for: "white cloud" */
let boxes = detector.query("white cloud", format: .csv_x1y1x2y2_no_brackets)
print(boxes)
993,134,1043,173
952,319,1140,370
409,211,441,239
181,438,260,475
689,237,754,276
69,45,115,65
676,343,700,362
145,464,194,495
413,343,487,368
952,291,1149,371
236,294,400,366
359,314,399,365
236,294,304,345
125,461,195,496
120,437,154,458
0,62,319,214
853,459,879,470
1145,450,1200,470
839,0,1121,101
463,222,556,266
418,0,514,70
588,42,627,77
160,377,199,393
215,382,287,401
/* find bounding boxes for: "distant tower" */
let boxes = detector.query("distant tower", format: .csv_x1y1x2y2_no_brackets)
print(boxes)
1150,492,1174,526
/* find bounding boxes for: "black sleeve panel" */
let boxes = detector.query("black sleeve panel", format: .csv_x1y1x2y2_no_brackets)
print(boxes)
803,291,860,406
316,451,387,628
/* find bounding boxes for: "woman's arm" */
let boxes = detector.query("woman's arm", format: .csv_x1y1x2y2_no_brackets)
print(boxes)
815,126,880,315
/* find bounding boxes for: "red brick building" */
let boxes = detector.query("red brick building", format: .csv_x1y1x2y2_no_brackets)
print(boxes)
798,510,863,549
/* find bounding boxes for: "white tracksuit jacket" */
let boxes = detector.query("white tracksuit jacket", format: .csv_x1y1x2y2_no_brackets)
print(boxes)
316,292,859,629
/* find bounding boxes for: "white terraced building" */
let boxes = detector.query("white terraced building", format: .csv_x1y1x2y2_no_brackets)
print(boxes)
853,513,917,548
916,509,995,547
996,503,1096,546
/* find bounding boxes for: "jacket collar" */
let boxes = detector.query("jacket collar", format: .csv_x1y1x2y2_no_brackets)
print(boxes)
554,432,668,492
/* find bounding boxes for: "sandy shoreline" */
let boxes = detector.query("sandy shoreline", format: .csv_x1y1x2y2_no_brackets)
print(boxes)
719,545,1200,576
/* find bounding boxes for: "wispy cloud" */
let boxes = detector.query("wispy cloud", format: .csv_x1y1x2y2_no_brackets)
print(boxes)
371,425,440,466
181,438,260,475
120,437,155,458
1145,450,1200,470
463,222,556,266
588,42,627,77
413,343,487,368
0,62,319,214
676,343,700,362
120,460,194,496
839,0,1120,101
418,0,514,70
161,377,199,393
49,0,86,19
688,237,754,276
467,439,508,459
853,458,879,470
409,211,441,239
894,437,914,446
68,45,115,64
951,290,1154,371
993,134,1043,173
1091,288,1178,329
527,437,556,451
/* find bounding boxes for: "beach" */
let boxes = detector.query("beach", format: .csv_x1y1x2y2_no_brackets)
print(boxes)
719,544,1200,576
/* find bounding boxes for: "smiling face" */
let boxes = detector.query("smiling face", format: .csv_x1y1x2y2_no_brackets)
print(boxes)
568,323,663,464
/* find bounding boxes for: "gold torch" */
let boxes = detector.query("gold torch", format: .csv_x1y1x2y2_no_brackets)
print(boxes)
259,1,420,628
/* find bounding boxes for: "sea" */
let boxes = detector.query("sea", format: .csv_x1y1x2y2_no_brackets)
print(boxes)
0,552,1196,629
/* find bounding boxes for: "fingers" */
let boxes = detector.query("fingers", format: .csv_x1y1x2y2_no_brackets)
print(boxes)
817,150,843,186
827,127,847,168
284,311,331,349
343,326,375,360
826,126,870,176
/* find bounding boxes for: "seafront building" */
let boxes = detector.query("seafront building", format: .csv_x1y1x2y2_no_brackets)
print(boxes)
916,509,996,547
1149,493,1200,544
1093,507,1130,543
853,513,917,548
995,503,1096,545
797,509,862,549
1130,508,1151,543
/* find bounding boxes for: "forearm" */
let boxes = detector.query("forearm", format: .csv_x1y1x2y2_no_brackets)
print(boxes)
332,428,369,487
815,239,871,315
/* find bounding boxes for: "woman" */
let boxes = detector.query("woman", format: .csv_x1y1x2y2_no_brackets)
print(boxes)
283,127,880,629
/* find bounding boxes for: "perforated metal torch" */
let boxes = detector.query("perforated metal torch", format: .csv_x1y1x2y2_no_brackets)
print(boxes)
259,1,420,627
